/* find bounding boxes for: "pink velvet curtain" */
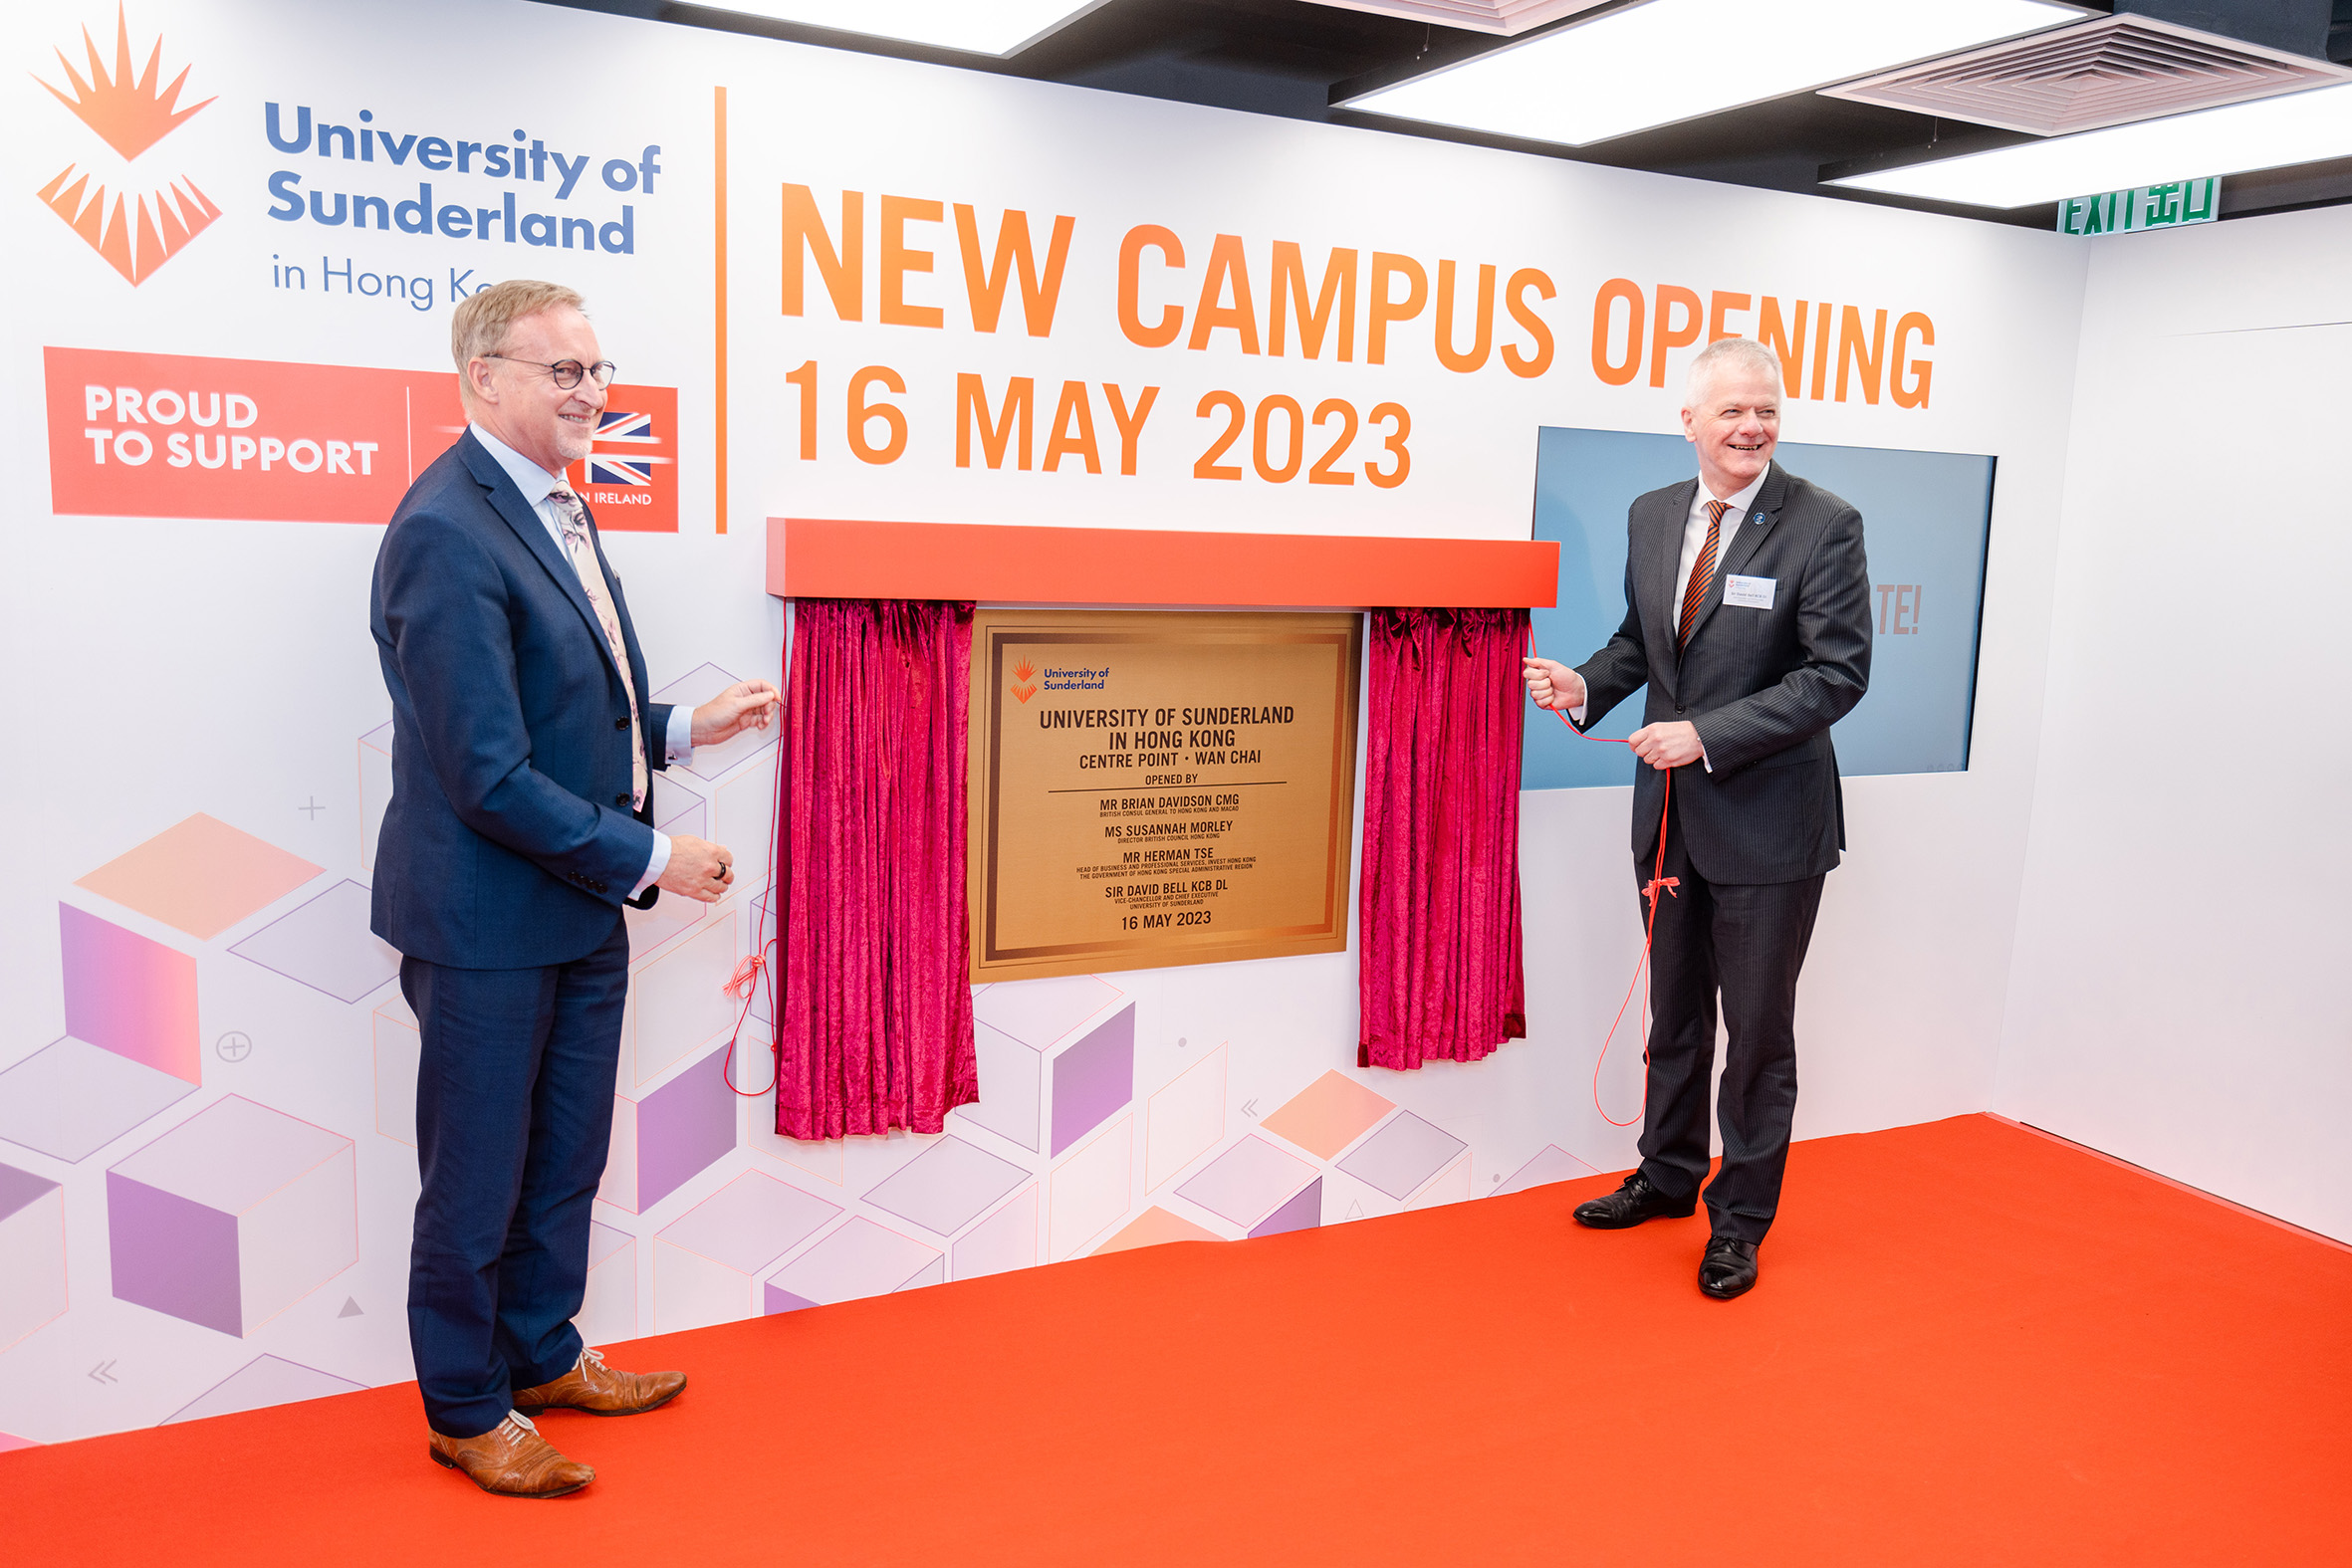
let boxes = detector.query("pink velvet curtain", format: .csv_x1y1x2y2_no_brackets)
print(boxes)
776,599,978,1138
1357,607,1528,1071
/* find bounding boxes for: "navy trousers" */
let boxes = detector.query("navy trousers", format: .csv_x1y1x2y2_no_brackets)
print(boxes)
1635,801,1824,1246
402,912,628,1439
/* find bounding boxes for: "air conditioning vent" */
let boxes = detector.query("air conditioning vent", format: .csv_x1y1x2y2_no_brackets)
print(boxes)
1821,15,2351,136
1304,0,1604,38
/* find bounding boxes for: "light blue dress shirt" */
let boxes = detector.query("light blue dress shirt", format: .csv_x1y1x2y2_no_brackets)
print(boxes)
470,423,691,897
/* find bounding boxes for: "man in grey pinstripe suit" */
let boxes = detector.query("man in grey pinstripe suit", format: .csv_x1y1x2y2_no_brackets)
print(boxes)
1524,336,1872,1299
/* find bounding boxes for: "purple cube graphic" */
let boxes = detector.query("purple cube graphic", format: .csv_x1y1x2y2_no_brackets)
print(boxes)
107,1096,356,1336
1,1162,68,1353
1051,1004,1134,1157
60,903,199,1084
1249,1176,1322,1239
1177,1135,1317,1231
599,1043,739,1215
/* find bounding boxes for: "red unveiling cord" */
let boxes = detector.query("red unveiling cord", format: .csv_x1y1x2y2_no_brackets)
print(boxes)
1526,627,1676,1129
718,673,791,1099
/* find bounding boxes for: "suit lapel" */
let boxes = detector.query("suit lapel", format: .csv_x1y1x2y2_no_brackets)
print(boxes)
459,433,624,684
1680,462,1786,652
1647,479,1698,694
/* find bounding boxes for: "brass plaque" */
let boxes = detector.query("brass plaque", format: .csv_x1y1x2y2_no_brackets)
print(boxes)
969,610,1363,983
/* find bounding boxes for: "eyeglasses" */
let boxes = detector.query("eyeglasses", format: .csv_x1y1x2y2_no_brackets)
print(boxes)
484,354,617,389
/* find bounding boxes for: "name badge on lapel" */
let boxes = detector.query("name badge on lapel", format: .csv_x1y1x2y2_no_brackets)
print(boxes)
1723,574,1775,610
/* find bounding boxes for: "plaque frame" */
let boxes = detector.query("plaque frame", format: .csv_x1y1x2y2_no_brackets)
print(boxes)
967,609,1363,983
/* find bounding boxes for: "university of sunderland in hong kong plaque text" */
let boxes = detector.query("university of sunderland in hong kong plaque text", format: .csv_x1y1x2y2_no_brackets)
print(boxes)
969,609,1363,982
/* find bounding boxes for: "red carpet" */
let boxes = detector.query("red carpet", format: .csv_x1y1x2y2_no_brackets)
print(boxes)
5,1114,2346,1566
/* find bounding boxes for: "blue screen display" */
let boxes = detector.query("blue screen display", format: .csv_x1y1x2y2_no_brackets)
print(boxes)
1525,427,1995,790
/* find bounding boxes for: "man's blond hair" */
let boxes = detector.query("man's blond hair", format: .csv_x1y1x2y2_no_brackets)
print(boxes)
451,281,585,399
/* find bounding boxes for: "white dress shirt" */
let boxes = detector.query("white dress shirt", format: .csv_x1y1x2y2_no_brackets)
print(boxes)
470,423,692,897
1571,469,1766,774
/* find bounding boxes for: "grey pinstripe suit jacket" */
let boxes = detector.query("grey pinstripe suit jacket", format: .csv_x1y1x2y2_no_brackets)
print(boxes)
1573,461,1872,884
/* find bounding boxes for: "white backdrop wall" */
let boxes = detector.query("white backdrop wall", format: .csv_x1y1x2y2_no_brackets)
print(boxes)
1,0,2087,1445
1995,203,2352,1243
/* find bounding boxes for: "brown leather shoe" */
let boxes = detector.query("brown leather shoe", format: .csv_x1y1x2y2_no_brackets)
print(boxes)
512,1346,686,1418
427,1412,592,1498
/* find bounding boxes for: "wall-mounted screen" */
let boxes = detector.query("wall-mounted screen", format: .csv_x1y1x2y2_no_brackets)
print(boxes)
1525,428,1995,790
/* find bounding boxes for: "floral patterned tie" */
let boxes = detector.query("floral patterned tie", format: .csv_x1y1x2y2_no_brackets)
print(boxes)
548,487,646,811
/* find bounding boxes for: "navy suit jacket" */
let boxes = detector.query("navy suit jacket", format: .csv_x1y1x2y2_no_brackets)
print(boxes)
1574,462,1871,885
369,430,673,969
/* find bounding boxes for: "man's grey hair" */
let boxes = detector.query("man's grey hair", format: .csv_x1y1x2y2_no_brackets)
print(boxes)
1684,336,1785,406
451,280,586,400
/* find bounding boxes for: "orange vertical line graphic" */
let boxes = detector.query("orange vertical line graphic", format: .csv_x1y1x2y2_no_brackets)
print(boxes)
713,85,729,536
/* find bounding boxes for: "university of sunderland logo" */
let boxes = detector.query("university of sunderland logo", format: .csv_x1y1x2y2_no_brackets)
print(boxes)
34,6,221,285
1011,660,1039,705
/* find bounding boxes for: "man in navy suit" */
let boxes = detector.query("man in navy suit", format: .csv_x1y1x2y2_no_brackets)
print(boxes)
371,280,777,1496
1524,336,1871,1302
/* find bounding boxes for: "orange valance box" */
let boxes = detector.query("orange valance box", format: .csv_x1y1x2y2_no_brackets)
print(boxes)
767,518,1558,609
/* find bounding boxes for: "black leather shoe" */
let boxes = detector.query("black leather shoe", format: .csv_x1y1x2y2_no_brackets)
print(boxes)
1572,1171,1697,1230
1698,1237,1759,1299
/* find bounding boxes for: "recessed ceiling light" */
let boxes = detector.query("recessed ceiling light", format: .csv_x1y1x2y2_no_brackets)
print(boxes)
699,0,1110,58
1340,0,2085,147
1830,81,2352,208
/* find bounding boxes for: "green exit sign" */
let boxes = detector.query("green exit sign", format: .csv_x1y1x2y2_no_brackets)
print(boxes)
2057,178,2220,236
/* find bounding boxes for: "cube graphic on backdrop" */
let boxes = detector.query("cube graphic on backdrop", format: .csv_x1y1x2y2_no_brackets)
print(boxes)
1495,1145,1600,1197
107,1096,356,1336
1145,1044,1228,1192
861,1135,1030,1237
1050,1114,1133,1259
1335,1111,1469,1201
598,1042,738,1215
0,1162,69,1353
1261,1070,1395,1160
621,916,741,1091
653,1171,838,1331
1249,1177,1323,1238
75,813,322,942
1177,1134,1317,1232
229,880,400,1004
764,1217,943,1312
974,973,1121,1050
577,1221,637,1344
1093,1205,1222,1256
0,1037,197,1163
655,664,779,784
1051,1003,1134,1157
655,771,707,842
953,1019,1044,1151
713,767,775,894
951,1184,1038,1280
59,903,200,1084
161,1354,365,1424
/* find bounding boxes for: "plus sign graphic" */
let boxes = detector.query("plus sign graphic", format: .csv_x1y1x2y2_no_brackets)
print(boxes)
216,1031,252,1062
299,797,326,818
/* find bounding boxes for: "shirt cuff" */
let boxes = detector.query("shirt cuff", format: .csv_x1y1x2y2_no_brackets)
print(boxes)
631,830,671,899
664,705,694,765
1568,703,1587,726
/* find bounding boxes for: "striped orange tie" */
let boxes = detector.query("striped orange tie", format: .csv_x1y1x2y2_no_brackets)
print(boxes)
1678,499,1732,647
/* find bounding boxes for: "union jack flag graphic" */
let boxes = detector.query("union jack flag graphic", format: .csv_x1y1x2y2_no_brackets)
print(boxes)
586,408,661,487
566,383,675,533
